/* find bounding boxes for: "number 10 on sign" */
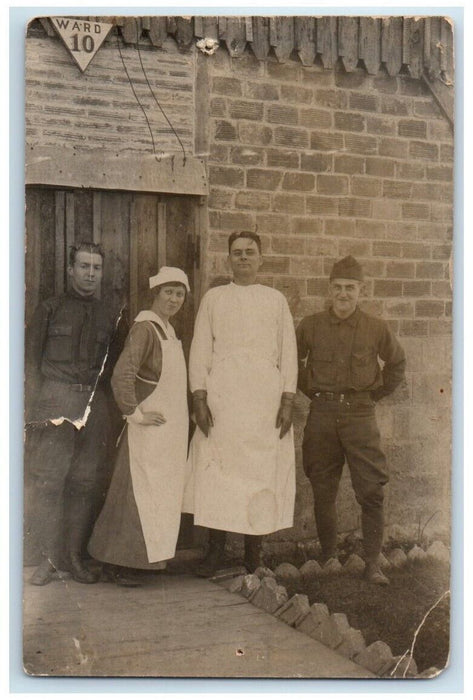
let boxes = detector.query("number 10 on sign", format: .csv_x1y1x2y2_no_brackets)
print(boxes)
50,17,113,72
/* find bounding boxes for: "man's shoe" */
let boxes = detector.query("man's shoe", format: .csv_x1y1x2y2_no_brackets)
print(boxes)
102,565,142,587
70,556,99,584
364,562,390,586
195,550,225,578
30,560,55,586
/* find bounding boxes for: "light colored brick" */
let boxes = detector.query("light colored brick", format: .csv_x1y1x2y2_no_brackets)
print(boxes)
299,108,332,129
319,613,351,649
274,126,309,149
273,193,306,214
275,594,311,626
355,641,395,674
247,168,282,191
334,155,365,174
297,603,330,635
230,146,264,166
282,172,315,192
235,191,271,210
338,628,367,660
267,104,298,125
251,576,289,613
351,176,382,197
240,573,261,599
306,196,338,216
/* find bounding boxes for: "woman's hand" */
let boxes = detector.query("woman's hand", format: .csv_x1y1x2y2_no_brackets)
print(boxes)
140,410,166,425
126,407,166,425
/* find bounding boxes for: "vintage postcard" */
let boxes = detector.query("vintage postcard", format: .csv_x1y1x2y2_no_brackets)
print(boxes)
22,13,453,680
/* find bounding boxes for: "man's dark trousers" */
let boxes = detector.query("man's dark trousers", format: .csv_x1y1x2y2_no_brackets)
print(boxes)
28,388,110,569
302,394,388,563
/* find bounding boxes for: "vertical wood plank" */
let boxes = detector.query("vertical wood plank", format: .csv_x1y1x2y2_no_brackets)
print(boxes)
406,17,424,79
317,16,338,70
272,16,295,63
245,16,253,43
149,16,167,47
122,16,139,44
133,194,158,313
202,17,219,40
25,190,41,324
92,192,102,245
55,191,66,296
251,16,271,60
423,17,431,68
428,16,442,78
39,191,56,304
65,192,75,292
359,17,381,75
193,16,204,38
74,190,93,242
381,17,403,76
129,196,138,321
295,16,316,66
402,16,410,66
440,17,449,72
100,192,130,316
224,17,247,58
218,17,227,37
339,16,359,72
175,17,194,51
92,192,102,299
157,202,167,269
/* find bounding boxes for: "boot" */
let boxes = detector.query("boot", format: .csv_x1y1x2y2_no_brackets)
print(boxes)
30,558,55,586
364,561,390,586
244,535,263,573
195,529,227,577
67,496,99,584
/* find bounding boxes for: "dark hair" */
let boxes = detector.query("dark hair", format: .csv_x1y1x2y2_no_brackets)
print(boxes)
228,231,262,255
69,241,105,266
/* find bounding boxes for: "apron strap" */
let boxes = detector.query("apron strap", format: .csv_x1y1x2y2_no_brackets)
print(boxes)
149,321,168,341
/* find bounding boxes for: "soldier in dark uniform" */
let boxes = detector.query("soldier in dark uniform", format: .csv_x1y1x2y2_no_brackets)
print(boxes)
297,256,406,585
25,242,115,585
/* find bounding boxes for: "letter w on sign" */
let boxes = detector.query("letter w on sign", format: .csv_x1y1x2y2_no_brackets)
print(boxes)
50,17,113,72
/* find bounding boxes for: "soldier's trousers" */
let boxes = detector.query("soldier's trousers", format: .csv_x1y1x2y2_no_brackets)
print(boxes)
302,397,388,564
27,391,111,568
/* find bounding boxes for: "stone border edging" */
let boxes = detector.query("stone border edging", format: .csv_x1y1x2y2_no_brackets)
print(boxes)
216,539,449,679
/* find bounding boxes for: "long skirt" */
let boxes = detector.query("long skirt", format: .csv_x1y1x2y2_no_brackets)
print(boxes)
88,429,166,570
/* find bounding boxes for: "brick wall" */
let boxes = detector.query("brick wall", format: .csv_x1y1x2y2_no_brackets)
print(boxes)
204,50,453,545
25,37,195,155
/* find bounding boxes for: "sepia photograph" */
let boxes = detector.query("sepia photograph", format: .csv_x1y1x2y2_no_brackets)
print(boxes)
21,10,455,681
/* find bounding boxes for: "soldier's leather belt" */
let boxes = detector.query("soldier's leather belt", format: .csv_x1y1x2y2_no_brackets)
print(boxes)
311,390,372,402
70,383,93,392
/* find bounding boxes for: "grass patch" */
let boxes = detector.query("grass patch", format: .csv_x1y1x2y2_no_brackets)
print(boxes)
281,559,450,674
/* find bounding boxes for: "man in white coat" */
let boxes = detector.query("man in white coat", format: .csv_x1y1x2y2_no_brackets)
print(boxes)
184,232,298,576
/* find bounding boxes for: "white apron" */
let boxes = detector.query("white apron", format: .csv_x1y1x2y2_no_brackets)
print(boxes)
184,349,295,535
127,316,188,562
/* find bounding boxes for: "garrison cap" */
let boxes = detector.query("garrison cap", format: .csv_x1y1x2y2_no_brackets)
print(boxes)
329,255,364,282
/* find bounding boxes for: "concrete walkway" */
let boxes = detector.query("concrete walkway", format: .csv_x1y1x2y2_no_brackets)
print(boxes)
23,567,374,678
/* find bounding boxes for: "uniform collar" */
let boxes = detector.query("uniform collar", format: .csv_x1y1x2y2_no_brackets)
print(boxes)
66,287,96,303
134,310,176,337
328,305,361,326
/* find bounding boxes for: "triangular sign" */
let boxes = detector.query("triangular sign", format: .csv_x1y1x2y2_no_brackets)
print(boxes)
50,17,113,72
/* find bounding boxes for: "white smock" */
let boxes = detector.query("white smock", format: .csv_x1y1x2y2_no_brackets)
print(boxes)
183,283,297,535
127,311,188,562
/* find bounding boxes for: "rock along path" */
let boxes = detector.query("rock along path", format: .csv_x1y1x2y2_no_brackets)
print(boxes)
23,567,374,678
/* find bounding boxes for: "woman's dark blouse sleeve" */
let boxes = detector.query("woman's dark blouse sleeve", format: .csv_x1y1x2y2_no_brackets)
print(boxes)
111,322,162,415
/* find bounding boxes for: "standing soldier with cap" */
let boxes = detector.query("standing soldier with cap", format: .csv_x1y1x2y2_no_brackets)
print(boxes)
25,241,115,585
296,256,406,585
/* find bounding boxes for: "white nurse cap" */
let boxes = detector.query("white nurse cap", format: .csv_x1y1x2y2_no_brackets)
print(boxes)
149,266,190,292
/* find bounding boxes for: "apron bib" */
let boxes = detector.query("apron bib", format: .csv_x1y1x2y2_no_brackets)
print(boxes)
184,350,295,535
127,320,188,562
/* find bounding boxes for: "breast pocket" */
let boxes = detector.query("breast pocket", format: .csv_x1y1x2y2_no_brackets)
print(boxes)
45,325,73,363
94,330,110,367
351,349,377,387
311,349,336,384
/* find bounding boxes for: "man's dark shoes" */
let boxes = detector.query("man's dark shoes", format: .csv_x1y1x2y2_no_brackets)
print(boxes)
102,564,142,587
364,562,390,586
69,555,99,584
195,550,225,578
30,559,56,586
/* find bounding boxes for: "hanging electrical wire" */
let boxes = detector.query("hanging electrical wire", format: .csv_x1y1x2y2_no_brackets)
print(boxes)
134,19,187,162
115,29,158,156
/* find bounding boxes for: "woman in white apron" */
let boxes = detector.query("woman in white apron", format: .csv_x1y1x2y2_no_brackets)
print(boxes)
88,267,190,585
